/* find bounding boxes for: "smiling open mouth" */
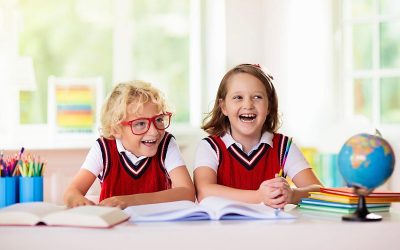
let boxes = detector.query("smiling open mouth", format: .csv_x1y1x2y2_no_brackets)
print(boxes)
142,139,157,146
239,114,256,122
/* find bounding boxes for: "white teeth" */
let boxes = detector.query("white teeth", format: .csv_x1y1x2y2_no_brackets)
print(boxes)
239,113,256,122
239,114,256,118
142,140,156,143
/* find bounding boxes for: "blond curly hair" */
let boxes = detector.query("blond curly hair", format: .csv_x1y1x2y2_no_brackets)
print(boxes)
100,80,169,139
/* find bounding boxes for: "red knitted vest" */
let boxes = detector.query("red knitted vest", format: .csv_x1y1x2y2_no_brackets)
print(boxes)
205,133,289,190
98,133,172,202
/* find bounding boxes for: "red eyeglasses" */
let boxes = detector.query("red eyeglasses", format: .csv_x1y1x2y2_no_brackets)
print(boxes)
120,112,172,135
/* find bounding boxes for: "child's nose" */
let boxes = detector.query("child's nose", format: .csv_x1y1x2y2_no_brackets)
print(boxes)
243,98,254,109
146,121,159,135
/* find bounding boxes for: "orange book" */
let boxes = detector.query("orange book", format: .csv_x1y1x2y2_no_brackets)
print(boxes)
309,187,400,204
320,187,400,198
309,192,400,204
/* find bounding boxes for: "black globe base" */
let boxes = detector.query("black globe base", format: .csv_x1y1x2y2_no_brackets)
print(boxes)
342,213,382,221
342,194,382,222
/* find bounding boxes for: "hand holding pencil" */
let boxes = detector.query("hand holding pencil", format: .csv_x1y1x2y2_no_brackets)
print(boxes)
258,137,294,211
274,137,293,215
274,170,289,215
258,174,291,209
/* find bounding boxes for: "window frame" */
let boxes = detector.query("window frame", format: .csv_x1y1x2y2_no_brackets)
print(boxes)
341,0,400,130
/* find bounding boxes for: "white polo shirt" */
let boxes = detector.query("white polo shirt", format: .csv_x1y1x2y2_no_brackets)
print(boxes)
82,136,185,177
194,131,310,179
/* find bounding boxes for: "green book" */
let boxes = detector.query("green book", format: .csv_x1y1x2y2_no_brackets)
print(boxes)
298,203,390,214
300,198,391,208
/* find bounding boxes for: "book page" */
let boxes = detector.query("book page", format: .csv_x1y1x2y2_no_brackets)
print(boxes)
124,200,211,222
199,196,296,220
43,205,129,228
0,202,65,225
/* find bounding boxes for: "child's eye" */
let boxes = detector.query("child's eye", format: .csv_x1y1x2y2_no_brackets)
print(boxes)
233,96,242,100
132,120,147,129
253,95,263,99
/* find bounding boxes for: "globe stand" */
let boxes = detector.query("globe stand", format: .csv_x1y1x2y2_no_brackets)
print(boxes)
342,189,382,222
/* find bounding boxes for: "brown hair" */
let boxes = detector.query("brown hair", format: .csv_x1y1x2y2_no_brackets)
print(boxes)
100,80,169,139
202,64,280,136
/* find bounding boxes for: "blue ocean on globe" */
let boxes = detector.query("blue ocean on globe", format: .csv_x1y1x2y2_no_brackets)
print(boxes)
338,133,395,190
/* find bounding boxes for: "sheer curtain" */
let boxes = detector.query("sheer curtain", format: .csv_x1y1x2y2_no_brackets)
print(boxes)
0,1,22,141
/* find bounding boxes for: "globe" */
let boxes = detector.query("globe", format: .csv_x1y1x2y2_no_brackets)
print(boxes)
338,133,395,190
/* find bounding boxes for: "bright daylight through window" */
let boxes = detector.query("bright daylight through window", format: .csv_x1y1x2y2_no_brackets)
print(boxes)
18,0,191,125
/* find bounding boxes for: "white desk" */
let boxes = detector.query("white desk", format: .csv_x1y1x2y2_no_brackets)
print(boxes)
2,207,400,250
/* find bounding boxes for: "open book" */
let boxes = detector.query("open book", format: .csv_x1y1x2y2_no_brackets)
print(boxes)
124,196,295,222
0,202,129,228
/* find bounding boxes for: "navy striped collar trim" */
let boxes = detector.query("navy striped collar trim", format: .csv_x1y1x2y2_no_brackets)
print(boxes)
119,152,151,179
118,132,171,179
228,143,269,170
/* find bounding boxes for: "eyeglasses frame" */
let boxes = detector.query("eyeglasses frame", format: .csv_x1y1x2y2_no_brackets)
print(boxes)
120,112,172,135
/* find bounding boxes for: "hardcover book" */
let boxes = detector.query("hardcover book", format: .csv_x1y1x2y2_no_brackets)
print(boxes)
299,198,390,214
308,192,400,204
320,187,400,198
0,202,129,228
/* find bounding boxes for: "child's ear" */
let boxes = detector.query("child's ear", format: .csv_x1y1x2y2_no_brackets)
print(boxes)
219,98,228,116
112,126,122,139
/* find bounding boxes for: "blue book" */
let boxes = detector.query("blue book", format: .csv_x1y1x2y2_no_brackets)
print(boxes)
299,198,391,214
300,198,390,208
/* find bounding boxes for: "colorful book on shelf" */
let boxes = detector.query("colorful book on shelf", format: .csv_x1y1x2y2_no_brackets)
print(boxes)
124,196,295,222
309,192,400,204
0,202,129,228
299,198,391,214
300,148,345,188
320,187,400,198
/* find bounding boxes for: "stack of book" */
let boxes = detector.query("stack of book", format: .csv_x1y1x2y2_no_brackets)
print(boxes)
299,187,400,214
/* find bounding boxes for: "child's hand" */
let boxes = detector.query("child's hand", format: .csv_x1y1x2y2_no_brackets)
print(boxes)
99,196,128,209
66,195,95,208
257,175,293,208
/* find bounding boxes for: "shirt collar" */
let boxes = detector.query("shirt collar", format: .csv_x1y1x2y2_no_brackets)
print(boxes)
221,131,274,153
116,139,147,165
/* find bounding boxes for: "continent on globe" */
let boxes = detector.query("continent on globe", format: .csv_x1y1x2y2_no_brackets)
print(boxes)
345,135,392,169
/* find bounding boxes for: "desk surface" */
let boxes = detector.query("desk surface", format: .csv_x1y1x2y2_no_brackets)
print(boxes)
2,206,400,250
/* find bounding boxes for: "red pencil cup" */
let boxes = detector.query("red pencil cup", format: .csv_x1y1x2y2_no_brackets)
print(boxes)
19,176,43,203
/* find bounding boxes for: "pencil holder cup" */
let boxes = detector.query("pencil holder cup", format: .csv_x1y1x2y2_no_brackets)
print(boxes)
19,176,43,203
0,176,18,207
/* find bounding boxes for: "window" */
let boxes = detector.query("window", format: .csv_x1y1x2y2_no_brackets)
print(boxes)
18,0,193,126
341,0,400,124
19,0,113,124
118,0,191,123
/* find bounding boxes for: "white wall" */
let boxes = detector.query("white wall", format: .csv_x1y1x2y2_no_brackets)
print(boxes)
225,0,265,67
225,0,337,148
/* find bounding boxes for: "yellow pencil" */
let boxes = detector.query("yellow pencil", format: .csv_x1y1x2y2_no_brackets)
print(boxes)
278,168,283,177
275,166,285,215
